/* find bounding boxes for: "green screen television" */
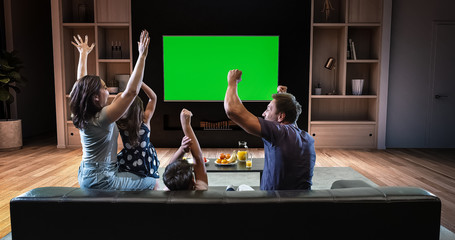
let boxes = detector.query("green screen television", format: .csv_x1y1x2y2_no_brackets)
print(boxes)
163,35,279,101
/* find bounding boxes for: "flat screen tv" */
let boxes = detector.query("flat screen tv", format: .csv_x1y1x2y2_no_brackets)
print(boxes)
163,35,279,101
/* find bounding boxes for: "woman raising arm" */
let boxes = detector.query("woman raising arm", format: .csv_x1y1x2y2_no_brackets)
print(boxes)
70,30,157,190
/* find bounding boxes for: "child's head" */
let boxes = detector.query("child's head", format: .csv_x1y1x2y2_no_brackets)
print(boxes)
163,160,194,190
116,96,144,147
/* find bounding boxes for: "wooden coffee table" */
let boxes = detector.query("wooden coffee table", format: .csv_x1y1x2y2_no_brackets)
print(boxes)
205,158,265,186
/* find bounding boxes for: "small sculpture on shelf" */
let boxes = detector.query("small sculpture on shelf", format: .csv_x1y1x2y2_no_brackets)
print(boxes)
111,41,123,59
321,0,335,22
314,83,322,95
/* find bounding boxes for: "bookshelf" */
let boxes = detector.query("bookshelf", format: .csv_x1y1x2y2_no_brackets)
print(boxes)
51,0,131,148
309,0,383,148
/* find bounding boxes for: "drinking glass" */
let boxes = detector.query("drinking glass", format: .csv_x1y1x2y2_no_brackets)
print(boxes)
246,153,253,168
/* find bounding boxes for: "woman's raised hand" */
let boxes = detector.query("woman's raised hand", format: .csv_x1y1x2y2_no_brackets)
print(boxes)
138,30,150,58
71,35,95,55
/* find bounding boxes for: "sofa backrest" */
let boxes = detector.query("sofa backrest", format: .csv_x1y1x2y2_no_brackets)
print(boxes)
10,186,441,240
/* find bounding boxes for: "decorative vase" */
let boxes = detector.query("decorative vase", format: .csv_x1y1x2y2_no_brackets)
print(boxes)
352,79,364,95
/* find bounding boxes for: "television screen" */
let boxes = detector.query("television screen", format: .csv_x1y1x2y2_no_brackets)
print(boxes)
163,36,279,101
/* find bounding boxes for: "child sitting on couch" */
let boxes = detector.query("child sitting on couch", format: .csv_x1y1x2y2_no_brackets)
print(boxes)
163,109,208,190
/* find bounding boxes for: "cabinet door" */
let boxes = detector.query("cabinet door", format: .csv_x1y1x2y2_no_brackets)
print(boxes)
96,0,130,23
67,125,124,148
67,125,81,146
311,124,375,148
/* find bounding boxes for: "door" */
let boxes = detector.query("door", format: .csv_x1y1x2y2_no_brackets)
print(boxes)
428,22,455,148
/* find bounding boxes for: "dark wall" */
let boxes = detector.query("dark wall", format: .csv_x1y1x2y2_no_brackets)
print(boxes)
132,0,310,147
0,0,5,50
7,0,56,142
387,0,455,148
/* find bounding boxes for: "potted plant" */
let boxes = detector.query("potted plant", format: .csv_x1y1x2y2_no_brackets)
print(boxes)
0,50,26,150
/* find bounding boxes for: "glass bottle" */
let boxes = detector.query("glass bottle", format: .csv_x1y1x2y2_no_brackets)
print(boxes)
237,141,248,161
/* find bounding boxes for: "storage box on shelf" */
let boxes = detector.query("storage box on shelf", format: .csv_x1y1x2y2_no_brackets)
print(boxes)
309,0,383,148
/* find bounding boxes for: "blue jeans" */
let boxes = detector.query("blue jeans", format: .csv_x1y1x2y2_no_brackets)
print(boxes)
78,161,156,191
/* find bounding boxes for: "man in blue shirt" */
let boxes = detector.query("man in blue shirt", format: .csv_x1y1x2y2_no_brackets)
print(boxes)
224,70,316,190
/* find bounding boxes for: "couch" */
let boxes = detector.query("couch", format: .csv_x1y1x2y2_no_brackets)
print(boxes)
10,180,441,240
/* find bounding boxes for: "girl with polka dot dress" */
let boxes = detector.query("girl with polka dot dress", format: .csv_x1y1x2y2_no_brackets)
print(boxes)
114,83,160,178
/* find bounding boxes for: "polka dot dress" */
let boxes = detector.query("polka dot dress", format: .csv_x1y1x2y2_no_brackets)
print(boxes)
117,123,160,178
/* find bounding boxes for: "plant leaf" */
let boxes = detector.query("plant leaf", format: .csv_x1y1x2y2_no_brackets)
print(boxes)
0,87,10,101
0,50,25,106
8,71,21,81
0,59,8,66
0,78,10,84
0,64,14,72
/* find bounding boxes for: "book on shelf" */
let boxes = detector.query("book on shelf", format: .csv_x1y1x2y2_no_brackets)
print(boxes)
348,38,352,59
349,38,357,60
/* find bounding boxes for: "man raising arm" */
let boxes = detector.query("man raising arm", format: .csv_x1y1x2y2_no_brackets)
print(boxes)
224,69,261,137
224,69,316,190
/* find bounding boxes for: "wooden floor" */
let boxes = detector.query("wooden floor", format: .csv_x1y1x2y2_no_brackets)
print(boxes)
0,137,454,238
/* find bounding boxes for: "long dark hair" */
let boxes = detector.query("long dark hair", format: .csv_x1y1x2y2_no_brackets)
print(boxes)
70,75,103,129
116,96,144,147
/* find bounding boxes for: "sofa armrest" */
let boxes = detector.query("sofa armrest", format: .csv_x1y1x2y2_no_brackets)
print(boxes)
331,180,375,189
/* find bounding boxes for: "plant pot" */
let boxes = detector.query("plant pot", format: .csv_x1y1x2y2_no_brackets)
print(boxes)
0,119,23,151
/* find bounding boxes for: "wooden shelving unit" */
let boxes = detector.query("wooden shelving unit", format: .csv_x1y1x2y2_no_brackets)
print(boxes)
51,0,131,148
309,0,383,148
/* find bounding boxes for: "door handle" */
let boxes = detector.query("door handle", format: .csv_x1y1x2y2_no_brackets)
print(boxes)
435,94,448,99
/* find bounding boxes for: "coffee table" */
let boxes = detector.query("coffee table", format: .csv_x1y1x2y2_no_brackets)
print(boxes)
205,158,265,186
